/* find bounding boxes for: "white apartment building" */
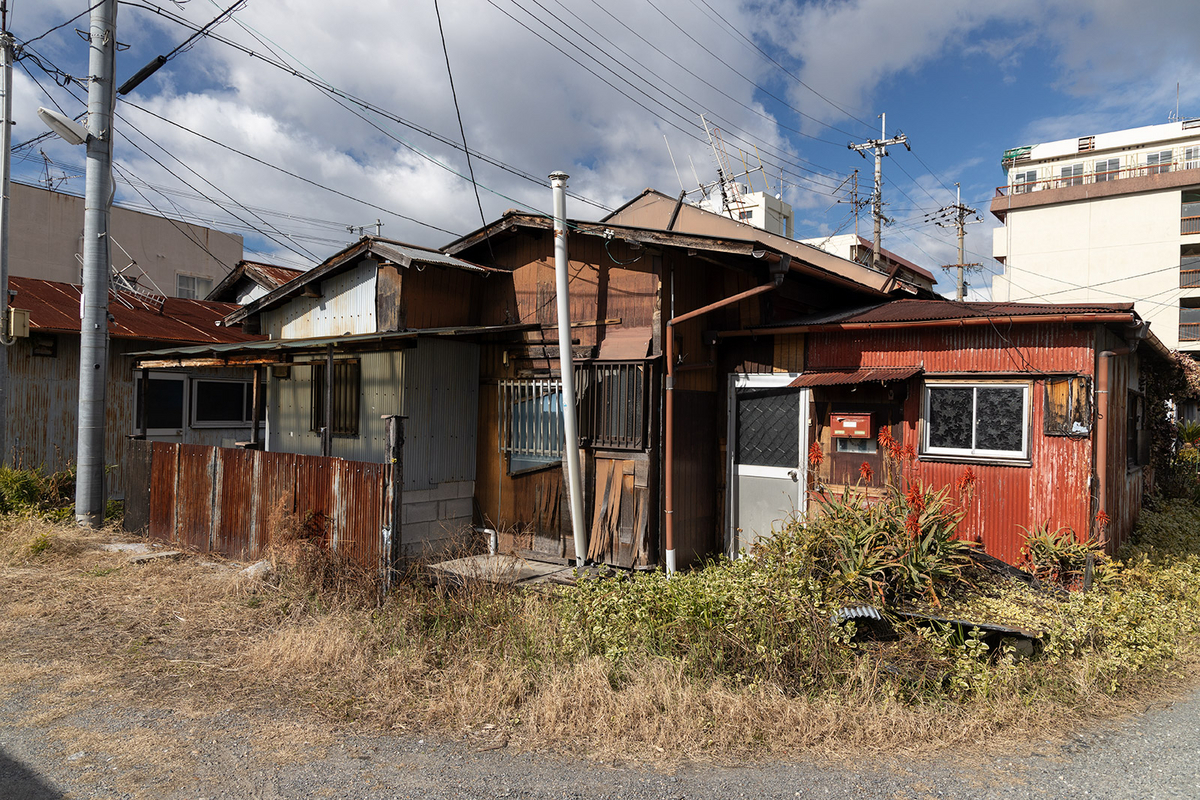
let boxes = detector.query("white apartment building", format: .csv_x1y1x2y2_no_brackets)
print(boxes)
696,187,794,238
990,119,1200,351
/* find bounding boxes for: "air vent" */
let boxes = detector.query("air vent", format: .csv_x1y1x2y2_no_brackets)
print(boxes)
1078,136,1095,152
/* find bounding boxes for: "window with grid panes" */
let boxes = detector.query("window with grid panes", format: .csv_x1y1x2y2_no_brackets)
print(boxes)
922,382,1030,461
310,360,361,436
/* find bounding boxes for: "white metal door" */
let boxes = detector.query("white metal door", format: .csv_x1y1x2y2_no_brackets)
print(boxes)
727,373,808,556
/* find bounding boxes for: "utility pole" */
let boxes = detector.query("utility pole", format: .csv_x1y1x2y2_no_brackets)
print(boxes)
831,169,866,239
849,113,909,272
76,0,118,527
934,184,982,301
0,2,14,466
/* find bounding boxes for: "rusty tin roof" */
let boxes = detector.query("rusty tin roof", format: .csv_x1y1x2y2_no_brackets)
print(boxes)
11,276,263,345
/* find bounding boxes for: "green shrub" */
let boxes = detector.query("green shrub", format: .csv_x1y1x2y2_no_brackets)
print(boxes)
0,466,76,518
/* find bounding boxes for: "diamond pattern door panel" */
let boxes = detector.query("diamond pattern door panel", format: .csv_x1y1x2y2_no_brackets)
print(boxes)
735,389,800,468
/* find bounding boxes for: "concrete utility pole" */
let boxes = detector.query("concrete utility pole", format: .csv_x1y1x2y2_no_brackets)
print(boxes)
849,113,909,272
76,0,118,527
0,2,14,466
935,184,982,301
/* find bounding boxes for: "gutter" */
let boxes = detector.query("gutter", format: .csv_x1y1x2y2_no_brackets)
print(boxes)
716,312,1140,338
663,256,787,574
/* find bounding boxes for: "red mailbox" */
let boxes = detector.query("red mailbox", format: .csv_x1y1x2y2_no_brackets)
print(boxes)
831,413,872,439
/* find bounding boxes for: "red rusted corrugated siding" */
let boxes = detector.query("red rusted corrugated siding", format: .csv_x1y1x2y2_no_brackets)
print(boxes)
808,326,1096,564
176,445,215,552
146,444,391,571
148,441,178,543
214,447,256,561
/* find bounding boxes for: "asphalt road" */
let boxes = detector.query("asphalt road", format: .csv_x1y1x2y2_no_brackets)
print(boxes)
2,677,1198,800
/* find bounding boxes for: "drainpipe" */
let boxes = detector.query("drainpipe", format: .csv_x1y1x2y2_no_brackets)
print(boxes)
1095,346,1132,551
551,172,588,567
663,256,788,574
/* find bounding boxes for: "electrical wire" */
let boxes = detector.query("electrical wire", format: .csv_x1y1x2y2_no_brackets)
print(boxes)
688,0,875,131
433,0,491,258
15,0,104,48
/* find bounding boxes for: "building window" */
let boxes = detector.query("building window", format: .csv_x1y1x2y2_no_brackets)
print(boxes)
1044,376,1092,436
1127,391,1147,468
922,382,1030,461
1012,169,1038,193
190,379,262,428
499,378,565,474
1187,146,1200,171
1059,163,1083,187
310,360,360,436
1181,244,1200,288
134,372,186,434
576,361,649,451
176,273,213,299
737,210,753,221
1184,190,1200,235
1180,301,1200,342
1093,157,1120,182
1145,149,1173,175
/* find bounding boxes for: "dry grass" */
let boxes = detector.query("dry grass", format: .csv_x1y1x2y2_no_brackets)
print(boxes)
1,515,1197,770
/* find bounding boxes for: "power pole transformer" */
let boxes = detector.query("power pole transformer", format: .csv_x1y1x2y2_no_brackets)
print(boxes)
934,184,982,301
849,113,909,273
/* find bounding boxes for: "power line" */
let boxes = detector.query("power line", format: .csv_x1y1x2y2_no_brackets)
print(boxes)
687,0,875,131
433,0,490,255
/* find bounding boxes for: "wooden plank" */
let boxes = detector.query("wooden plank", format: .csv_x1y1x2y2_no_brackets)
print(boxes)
589,460,615,562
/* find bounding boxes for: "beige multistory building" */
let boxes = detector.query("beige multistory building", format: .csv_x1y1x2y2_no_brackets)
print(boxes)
9,181,242,298
990,119,1200,351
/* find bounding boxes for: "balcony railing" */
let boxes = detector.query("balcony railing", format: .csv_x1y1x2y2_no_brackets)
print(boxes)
1180,322,1200,342
996,158,1200,197
1184,216,1200,235
1181,268,1200,288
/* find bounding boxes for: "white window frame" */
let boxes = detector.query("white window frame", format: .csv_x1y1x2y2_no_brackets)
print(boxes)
1094,157,1120,182
1186,146,1200,171
922,380,1031,462
1145,149,1173,174
176,272,213,300
190,378,261,429
1059,163,1083,187
1013,169,1038,193
133,372,187,436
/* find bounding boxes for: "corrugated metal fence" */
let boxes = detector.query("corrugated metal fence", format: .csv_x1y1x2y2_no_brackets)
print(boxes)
125,439,397,573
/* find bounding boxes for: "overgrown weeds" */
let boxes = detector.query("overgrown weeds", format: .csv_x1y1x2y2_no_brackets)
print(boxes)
3,486,1200,761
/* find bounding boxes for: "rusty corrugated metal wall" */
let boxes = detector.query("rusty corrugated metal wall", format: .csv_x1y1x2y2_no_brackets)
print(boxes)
805,325,1097,564
266,338,478,490
8,336,257,496
136,441,391,570
263,260,378,339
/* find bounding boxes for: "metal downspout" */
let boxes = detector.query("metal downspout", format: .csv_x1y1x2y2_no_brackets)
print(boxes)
1096,346,1131,550
664,279,780,575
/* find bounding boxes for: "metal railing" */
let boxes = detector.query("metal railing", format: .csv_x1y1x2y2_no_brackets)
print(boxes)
498,377,565,461
996,157,1200,197
1183,216,1200,235
1180,323,1200,342
1180,268,1200,288
576,361,648,451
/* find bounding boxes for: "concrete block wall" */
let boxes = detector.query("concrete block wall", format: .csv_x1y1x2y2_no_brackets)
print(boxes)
399,479,475,558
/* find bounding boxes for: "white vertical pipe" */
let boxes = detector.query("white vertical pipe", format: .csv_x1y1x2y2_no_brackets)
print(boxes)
551,171,588,566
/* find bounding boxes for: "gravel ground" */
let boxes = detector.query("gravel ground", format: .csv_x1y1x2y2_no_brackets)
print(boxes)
2,671,1197,800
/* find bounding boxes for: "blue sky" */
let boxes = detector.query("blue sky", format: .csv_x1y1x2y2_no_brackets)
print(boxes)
10,1,1200,298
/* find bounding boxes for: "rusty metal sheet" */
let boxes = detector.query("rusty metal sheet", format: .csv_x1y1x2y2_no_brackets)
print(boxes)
176,444,216,551
213,447,256,561
148,442,178,544
790,366,921,387
9,275,260,345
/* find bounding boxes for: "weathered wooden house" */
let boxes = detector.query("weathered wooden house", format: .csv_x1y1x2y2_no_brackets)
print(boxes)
443,203,936,569
131,237,530,556
127,192,1175,571
6,276,262,493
